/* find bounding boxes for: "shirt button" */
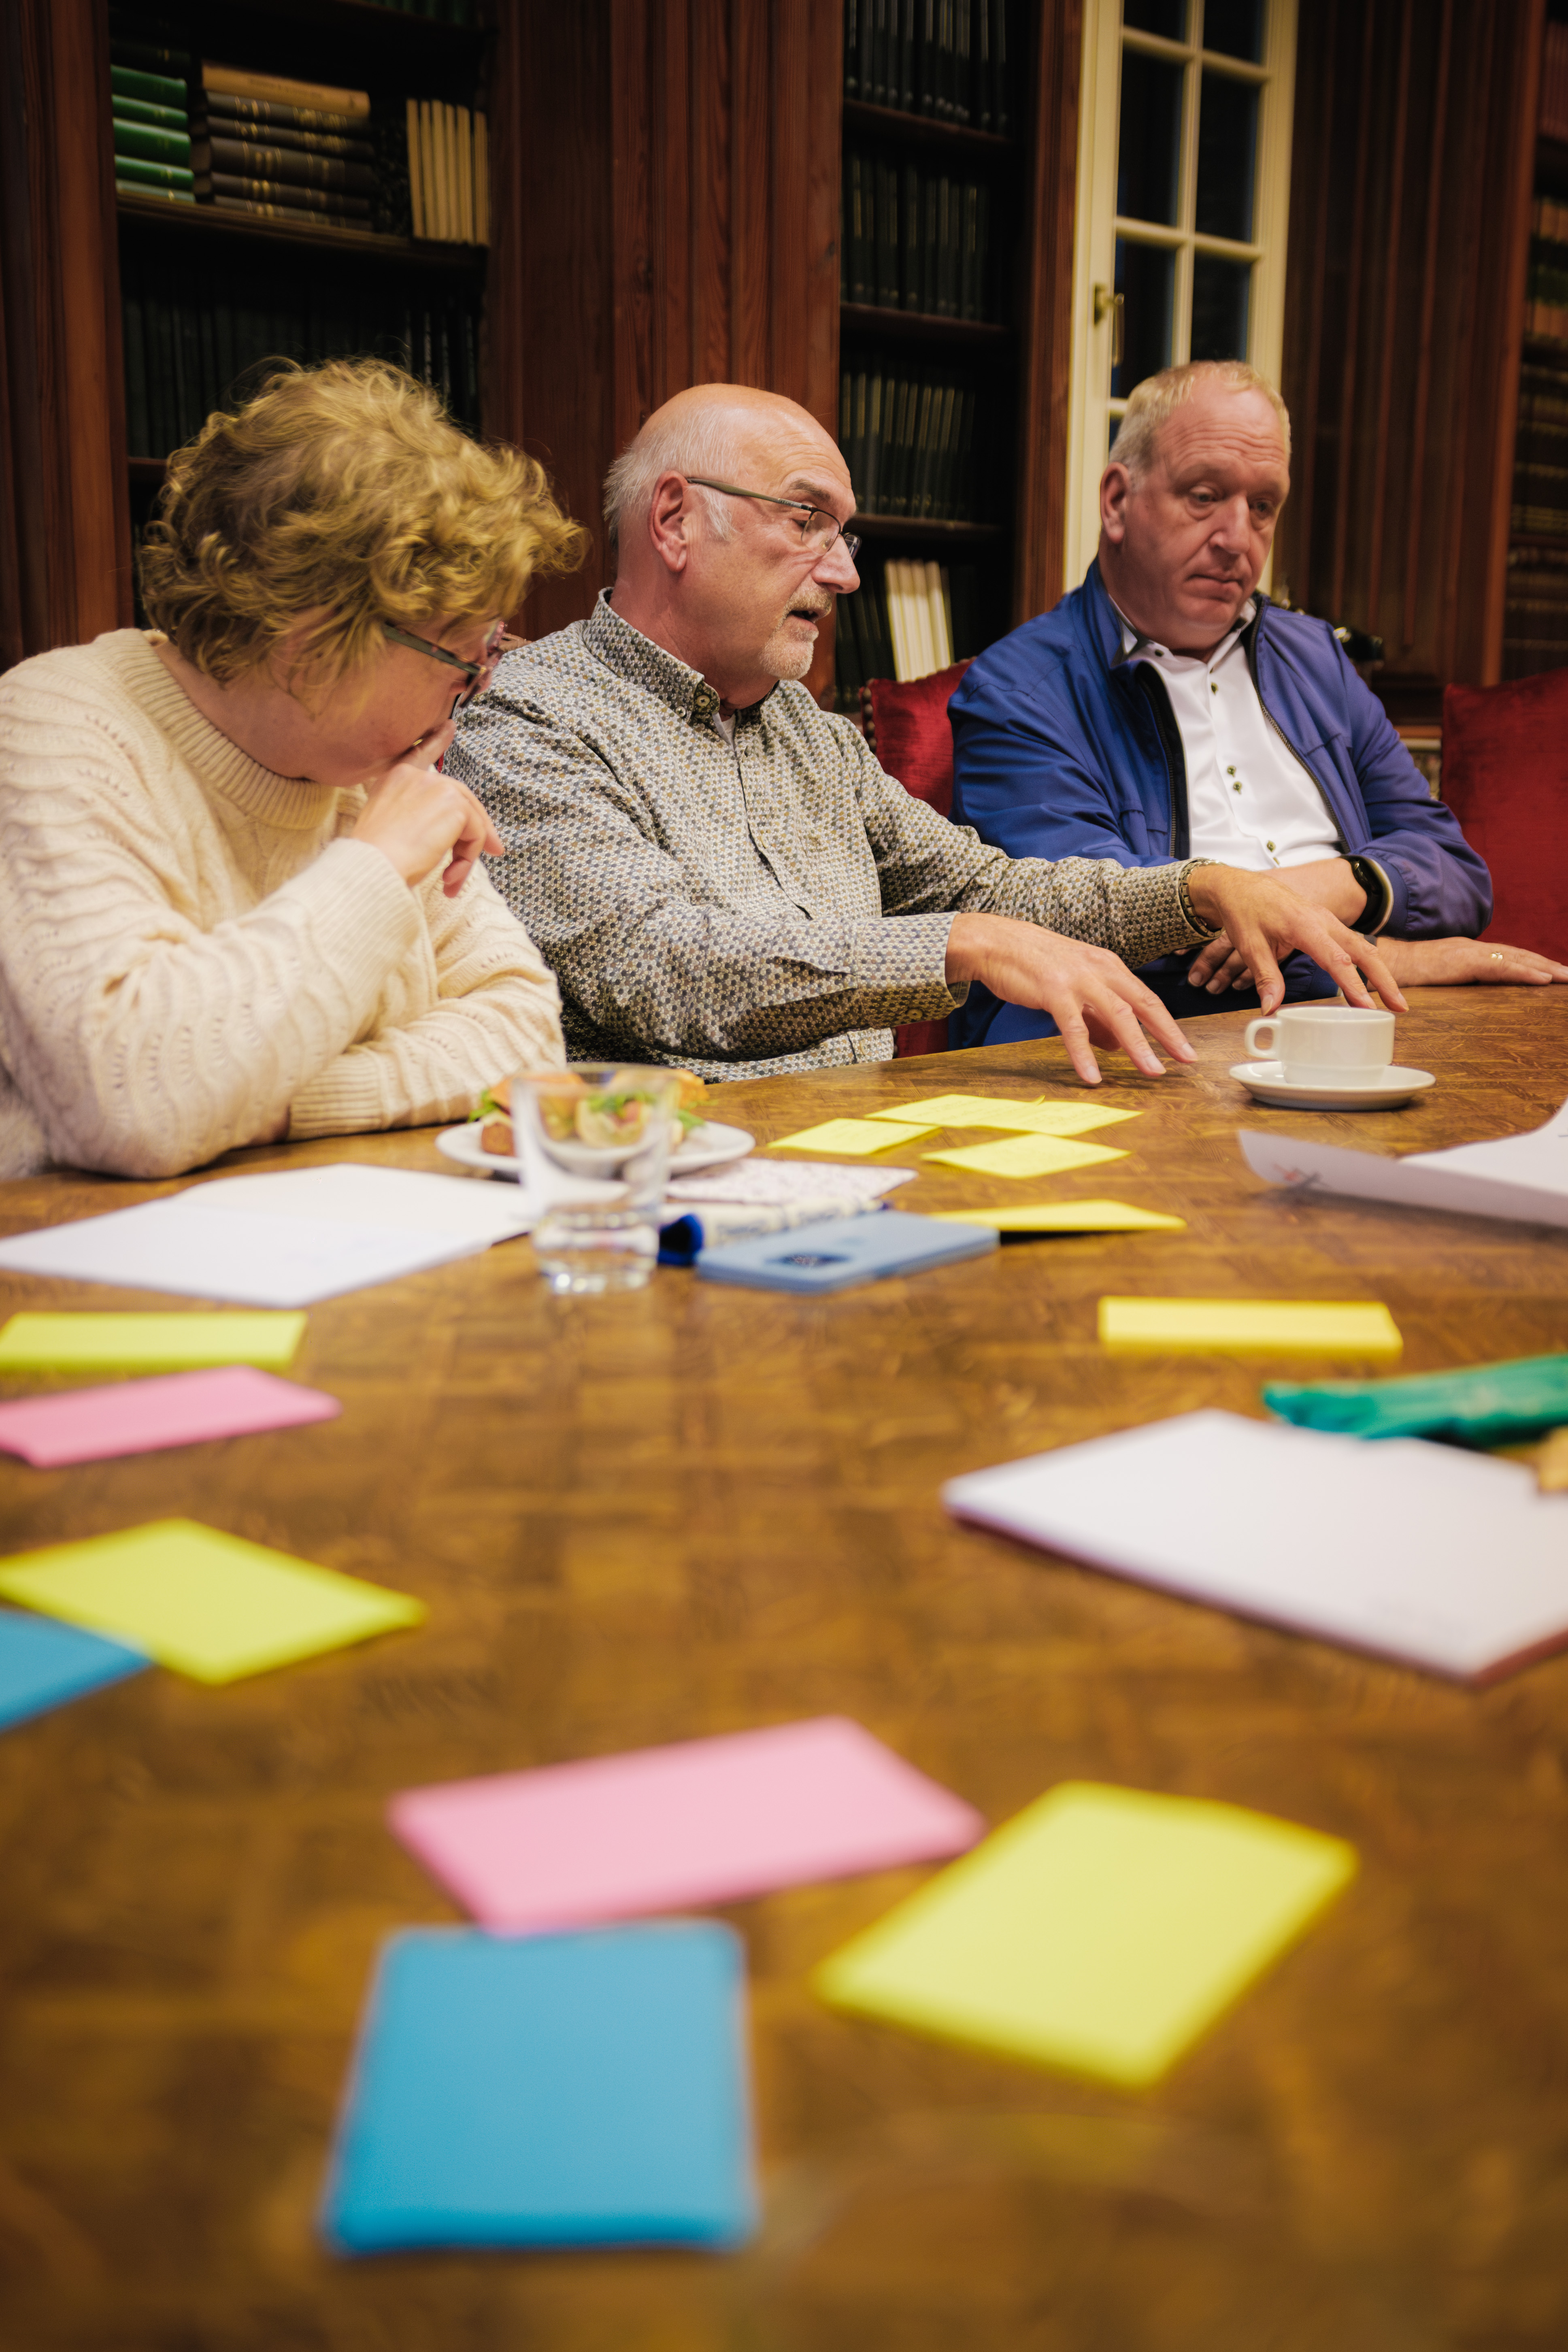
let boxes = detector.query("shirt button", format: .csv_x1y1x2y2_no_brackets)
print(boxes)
1232,781,1243,794
1211,681,1219,694
1266,839,1276,850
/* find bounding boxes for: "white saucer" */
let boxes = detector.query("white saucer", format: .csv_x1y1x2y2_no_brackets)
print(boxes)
435,1117,755,1183
1230,1060,1436,1111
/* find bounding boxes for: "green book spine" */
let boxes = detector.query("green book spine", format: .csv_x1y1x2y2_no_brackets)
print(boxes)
116,156,195,191
114,121,192,164
111,64,187,108
114,95,187,130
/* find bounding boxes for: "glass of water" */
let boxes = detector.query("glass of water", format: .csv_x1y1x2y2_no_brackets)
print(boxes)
513,1064,682,1295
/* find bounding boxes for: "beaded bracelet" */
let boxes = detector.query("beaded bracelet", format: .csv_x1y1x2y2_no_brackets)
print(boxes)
1177,858,1223,942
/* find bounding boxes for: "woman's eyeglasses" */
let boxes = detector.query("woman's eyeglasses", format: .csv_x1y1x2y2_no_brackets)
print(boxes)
382,619,512,709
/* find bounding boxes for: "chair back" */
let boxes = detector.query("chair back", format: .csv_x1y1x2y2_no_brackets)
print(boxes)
862,661,973,1055
1442,670,1568,963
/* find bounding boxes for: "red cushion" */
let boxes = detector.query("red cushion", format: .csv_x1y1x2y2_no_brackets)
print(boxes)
864,662,973,1056
865,660,973,819
1442,671,1568,962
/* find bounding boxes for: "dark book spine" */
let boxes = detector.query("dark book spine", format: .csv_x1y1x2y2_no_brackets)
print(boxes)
192,115,374,162
877,159,900,306
202,136,376,193
203,90,364,138
864,370,885,512
975,185,992,321
204,173,371,217
860,0,876,113
994,0,1009,138
954,0,972,125
900,0,916,113
122,263,150,458
918,0,936,115
902,162,921,310
960,183,978,320
975,0,991,132
850,154,868,303
893,375,916,515
845,0,859,98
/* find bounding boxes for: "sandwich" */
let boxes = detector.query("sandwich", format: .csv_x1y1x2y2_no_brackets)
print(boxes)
472,1069,706,1156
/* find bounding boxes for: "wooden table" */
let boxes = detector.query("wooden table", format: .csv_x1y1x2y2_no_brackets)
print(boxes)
2,992,1567,2352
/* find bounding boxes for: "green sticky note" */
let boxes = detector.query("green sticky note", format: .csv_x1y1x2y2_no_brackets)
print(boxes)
924,1136,1128,1179
1264,1351,1568,1446
1100,1297,1402,1356
0,1520,424,1685
869,1094,1139,1137
0,1313,306,1374
815,1782,1357,2088
932,1200,1186,1234
767,1119,936,1156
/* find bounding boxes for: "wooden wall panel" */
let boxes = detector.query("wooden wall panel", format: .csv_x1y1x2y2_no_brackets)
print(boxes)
1275,0,1544,723
0,0,130,668
493,0,841,690
1016,0,1083,621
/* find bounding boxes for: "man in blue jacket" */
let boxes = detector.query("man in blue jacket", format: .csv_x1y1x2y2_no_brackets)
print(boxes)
949,360,1565,1048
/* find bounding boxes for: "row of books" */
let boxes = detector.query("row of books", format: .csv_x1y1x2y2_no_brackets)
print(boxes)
842,152,999,322
110,25,482,244
1525,223,1568,345
1542,21,1568,145
1503,544,1568,678
406,102,488,244
833,561,982,705
1511,363,1568,538
844,0,1012,136
839,364,992,521
119,241,481,461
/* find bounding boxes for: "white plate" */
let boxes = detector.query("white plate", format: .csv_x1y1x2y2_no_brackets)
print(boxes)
1230,1060,1436,1111
434,1117,755,1183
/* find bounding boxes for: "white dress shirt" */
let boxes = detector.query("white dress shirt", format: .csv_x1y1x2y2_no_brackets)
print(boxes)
1117,601,1342,872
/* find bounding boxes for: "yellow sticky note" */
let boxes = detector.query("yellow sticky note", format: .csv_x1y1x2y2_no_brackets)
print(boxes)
932,1200,1186,1234
767,1120,936,1156
0,1313,306,1374
815,1782,1357,2088
0,1520,424,1684
1100,1297,1402,1355
870,1094,1140,1137
925,1136,1128,1179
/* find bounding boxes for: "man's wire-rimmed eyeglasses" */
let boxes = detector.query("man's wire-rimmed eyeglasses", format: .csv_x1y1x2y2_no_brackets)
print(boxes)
685,478,862,560
382,619,510,709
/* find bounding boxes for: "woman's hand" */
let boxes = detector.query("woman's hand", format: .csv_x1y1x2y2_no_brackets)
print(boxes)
351,723,501,897
1184,867,1408,1013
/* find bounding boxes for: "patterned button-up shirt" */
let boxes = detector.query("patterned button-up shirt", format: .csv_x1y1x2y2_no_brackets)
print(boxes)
451,593,1209,1082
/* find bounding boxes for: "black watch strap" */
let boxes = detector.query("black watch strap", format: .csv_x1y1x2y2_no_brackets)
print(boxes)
1346,855,1393,937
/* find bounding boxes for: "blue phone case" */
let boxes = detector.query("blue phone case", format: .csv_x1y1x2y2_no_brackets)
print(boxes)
695,1211,997,1294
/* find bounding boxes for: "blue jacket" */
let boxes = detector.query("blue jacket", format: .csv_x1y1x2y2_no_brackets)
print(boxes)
948,564,1492,1047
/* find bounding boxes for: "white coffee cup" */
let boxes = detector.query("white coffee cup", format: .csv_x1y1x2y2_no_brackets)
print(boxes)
1244,1004,1396,1087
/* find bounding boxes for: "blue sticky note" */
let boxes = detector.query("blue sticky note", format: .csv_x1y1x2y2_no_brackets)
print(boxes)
0,1606,149,1732
321,1922,757,2254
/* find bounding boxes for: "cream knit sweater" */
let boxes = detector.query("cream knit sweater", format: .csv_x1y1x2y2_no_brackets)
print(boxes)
0,630,564,1180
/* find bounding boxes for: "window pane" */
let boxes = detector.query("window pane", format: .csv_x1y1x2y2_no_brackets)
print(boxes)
1117,52,1184,227
1202,0,1263,63
1195,71,1258,241
1113,238,1175,397
1191,251,1251,361
1123,0,1187,36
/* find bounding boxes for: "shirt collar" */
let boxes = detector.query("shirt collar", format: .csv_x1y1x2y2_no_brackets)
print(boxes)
583,591,766,728
1111,594,1256,671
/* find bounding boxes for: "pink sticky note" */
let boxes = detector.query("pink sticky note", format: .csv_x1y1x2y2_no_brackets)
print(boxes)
389,1716,986,1933
0,1366,340,1468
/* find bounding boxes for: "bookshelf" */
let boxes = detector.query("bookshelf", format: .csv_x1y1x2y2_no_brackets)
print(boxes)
834,12,1029,703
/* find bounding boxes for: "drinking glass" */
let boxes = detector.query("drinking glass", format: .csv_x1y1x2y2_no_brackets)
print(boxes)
512,1065,681,1294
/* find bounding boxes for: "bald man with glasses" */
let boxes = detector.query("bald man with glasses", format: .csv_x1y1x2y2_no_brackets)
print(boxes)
451,383,1402,1087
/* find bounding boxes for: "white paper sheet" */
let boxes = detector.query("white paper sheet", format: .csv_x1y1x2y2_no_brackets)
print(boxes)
1239,1088,1568,1230
943,1408,1568,1682
0,1164,534,1307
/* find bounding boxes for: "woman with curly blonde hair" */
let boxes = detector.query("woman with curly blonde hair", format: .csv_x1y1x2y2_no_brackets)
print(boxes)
0,358,585,1179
